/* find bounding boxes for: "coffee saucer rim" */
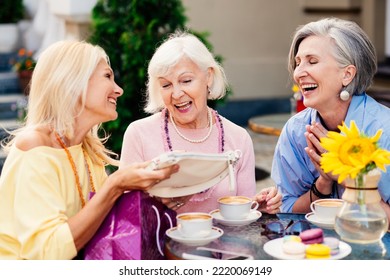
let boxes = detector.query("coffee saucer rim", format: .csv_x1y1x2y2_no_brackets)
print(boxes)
305,212,335,229
166,226,223,246
209,209,262,226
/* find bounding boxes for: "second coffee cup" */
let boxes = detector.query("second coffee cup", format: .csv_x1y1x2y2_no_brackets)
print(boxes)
176,212,213,238
218,196,259,220
310,198,344,222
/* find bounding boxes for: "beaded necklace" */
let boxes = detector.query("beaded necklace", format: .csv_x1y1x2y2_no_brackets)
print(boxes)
164,108,225,152
54,131,95,208
169,108,213,143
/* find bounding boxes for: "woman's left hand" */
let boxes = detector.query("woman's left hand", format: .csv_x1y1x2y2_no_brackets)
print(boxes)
160,195,192,210
304,121,339,182
254,186,282,214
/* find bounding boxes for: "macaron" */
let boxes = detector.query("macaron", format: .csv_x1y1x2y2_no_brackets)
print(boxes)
299,228,324,244
323,237,340,255
282,241,306,259
306,243,331,259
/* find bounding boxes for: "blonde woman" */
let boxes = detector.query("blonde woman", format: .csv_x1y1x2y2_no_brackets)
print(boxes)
0,40,178,260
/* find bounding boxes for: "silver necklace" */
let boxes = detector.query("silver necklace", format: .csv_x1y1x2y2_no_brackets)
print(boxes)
169,108,213,143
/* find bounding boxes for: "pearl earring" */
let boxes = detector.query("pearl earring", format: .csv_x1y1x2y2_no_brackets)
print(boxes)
340,90,350,101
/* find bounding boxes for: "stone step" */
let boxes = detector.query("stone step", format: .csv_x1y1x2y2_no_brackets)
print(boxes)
0,51,21,94
0,118,21,140
0,52,16,72
0,71,21,94
0,119,21,175
0,93,26,119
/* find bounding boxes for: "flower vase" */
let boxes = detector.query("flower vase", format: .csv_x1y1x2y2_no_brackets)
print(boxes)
18,70,33,96
334,169,389,244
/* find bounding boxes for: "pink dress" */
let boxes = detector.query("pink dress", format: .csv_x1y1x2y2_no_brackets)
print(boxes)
119,110,256,213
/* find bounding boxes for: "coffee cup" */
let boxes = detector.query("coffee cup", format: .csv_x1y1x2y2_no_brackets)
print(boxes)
218,196,259,220
176,212,213,238
310,198,344,222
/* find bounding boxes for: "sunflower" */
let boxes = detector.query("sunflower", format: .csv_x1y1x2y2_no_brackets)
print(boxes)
320,120,390,183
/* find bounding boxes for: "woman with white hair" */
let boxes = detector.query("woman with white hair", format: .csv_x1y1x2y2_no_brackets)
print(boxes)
120,31,281,214
0,40,178,259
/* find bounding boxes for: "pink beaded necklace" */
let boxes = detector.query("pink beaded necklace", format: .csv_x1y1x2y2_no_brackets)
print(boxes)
163,108,225,152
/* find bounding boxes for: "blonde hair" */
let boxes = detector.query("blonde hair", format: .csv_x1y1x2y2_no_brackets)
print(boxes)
3,40,117,166
144,31,228,113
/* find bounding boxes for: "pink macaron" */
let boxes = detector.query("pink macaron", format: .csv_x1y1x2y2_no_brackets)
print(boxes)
299,228,324,244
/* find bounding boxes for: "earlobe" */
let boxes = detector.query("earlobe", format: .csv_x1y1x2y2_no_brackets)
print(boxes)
342,65,356,86
207,67,214,88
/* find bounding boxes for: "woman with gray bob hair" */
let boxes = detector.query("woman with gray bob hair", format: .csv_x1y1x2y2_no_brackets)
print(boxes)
144,31,228,114
271,17,390,225
288,17,377,98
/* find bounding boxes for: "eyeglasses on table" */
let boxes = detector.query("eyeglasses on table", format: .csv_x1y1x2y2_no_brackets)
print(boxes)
261,219,312,240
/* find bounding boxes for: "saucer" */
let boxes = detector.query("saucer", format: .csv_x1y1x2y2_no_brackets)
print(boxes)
263,237,352,260
209,209,262,226
166,226,223,246
305,212,334,230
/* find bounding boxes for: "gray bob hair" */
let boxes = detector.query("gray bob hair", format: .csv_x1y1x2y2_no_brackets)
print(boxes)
288,17,377,95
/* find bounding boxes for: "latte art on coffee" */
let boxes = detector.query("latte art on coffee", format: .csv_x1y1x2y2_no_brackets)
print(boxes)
317,201,343,207
179,214,211,220
219,196,251,204
217,196,259,220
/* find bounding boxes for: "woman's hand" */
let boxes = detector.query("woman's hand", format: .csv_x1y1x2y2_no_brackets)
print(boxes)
110,162,180,193
254,186,282,214
160,195,193,210
304,121,338,182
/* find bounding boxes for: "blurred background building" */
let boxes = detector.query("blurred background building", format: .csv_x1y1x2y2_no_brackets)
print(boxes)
1,0,390,176
183,0,389,124
3,0,389,123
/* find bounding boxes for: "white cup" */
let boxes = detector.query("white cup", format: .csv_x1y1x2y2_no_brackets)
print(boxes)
218,196,259,220
176,212,213,238
310,198,344,222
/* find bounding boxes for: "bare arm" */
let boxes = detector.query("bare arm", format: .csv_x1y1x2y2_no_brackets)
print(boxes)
68,162,179,251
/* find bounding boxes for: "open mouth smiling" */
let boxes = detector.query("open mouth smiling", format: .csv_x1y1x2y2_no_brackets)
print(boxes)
175,101,192,111
108,97,117,105
301,83,318,93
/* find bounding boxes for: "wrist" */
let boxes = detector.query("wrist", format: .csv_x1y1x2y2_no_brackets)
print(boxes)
310,176,332,199
106,171,126,198
315,176,333,194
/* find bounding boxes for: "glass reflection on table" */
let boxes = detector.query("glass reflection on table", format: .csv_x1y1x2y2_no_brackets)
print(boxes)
164,213,390,260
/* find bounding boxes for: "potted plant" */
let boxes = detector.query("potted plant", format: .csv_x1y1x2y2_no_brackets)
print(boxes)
0,0,25,53
10,48,36,95
89,0,229,156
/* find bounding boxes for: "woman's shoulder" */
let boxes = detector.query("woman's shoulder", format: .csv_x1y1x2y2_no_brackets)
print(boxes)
284,110,312,132
126,112,161,130
218,114,246,133
14,127,52,151
363,95,390,128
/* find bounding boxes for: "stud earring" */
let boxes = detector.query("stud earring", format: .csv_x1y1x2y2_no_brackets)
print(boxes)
340,90,350,101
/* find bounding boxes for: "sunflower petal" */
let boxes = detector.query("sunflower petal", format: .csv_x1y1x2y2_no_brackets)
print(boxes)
319,121,390,184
